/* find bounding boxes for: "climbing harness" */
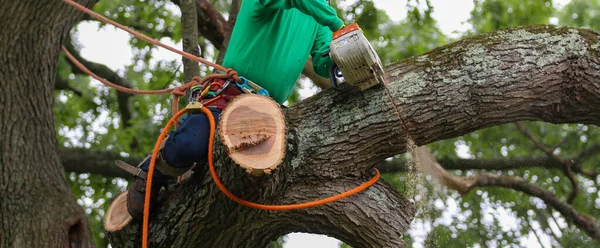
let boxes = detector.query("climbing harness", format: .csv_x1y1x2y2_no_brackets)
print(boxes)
235,77,270,96
61,1,381,247
192,78,245,110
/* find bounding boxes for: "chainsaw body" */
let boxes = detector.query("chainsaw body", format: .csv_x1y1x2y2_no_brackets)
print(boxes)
329,23,385,91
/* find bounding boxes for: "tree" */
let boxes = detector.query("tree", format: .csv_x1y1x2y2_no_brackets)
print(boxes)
0,0,98,247
106,23,600,246
2,0,599,247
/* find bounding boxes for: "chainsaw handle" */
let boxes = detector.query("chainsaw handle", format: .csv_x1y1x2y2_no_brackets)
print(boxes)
329,62,338,89
329,62,343,90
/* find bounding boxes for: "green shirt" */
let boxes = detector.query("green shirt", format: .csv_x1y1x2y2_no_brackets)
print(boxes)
222,0,344,104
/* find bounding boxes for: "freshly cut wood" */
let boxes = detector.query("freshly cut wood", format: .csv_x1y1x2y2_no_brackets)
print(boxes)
219,94,286,175
104,192,132,232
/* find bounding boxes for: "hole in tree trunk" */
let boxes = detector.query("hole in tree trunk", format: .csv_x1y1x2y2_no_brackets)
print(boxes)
68,218,83,248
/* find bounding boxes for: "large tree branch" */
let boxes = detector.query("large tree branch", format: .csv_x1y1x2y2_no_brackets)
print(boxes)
60,148,143,178
108,25,600,247
171,0,227,47
181,0,199,84
462,174,600,240
275,180,414,247
215,0,240,65
54,74,82,96
378,154,599,180
287,25,600,177
379,156,561,172
412,147,600,241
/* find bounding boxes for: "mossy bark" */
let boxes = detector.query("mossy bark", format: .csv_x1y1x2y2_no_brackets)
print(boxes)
109,25,600,247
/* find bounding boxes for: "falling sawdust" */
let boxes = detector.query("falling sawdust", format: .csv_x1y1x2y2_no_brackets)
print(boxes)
404,138,422,201
404,138,448,246
381,78,445,245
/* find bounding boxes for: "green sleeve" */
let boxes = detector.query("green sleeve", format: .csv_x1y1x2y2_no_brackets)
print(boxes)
310,25,334,78
255,0,344,31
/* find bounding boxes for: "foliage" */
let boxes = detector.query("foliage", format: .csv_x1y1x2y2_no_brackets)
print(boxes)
405,0,600,247
469,0,555,35
53,0,600,247
559,0,600,31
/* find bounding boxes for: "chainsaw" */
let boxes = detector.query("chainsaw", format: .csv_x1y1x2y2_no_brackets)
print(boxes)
327,23,385,91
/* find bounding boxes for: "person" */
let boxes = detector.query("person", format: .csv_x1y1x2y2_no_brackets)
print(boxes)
122,0,345,221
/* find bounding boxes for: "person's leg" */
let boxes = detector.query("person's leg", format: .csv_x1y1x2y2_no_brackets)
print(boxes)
127,108,222,220
161,107,222,170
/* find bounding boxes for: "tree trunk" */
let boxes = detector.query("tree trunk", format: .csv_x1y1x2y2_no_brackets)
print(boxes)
0,0,97,247
108,26,600,247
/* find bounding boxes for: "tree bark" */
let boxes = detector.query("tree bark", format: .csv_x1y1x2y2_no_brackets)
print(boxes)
215,0,240,65
108,25,600,247
180,0,199,84
60,148,142,178
0,0,97,247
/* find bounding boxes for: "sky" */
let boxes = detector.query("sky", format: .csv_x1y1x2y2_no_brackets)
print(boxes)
74,0,571,247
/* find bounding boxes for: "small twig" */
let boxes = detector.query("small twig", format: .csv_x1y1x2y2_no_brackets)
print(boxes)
515,122,579,204
579,142,600,161
55,76,83,96
550,136,569,152
544,208,563,243
526,217,547,248
515,122,563,161
461,173,600,241
576,143,600,179
159,63,182,89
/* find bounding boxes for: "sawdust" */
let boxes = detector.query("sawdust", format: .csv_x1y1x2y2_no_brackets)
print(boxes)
404,138,450,247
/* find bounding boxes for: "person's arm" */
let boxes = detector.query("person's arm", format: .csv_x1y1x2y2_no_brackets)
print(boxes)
310,24,334,79
302,56,331,89
255,0,344,31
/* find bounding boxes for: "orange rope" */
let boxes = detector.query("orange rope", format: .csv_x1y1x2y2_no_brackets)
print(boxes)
203,103,380,210
62,33,233,116
62,0,242,83
61,47,182,95
62,0,243,116
143,108,186,248
62,0,379,246
143,107,379,247
64,45,206,116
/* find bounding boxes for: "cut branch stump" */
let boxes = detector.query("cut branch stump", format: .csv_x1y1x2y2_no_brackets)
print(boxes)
104,192,132,232
219,94,286,175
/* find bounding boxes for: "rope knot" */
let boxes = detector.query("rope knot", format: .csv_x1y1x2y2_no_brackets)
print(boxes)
171,85,187,97
191,76,202,85
225,68,241,82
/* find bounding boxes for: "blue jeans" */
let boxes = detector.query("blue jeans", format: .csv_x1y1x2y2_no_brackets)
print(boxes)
141,108,222,178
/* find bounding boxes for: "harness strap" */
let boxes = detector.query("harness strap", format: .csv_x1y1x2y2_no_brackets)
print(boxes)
154,158,190,177
115,136,190,178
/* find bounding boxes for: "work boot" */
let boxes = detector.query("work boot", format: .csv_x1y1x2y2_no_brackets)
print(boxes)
116,157,172,222
126,176,168,222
